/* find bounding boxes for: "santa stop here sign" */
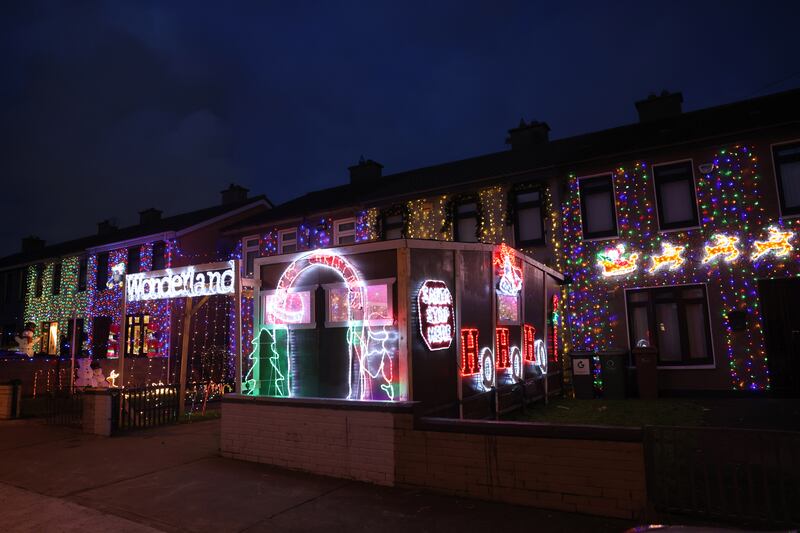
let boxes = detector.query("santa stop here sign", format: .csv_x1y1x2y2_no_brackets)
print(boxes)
417,279,454,351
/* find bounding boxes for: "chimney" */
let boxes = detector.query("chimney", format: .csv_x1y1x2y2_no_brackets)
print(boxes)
635,90,683,122
21,236,45,253
506,119,550,150
98,219,118,235
138,208,162,225
221,183,249,205
349,156,383,184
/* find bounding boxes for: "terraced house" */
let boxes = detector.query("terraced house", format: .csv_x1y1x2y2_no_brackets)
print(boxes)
227,88,800,398
0,185,270,393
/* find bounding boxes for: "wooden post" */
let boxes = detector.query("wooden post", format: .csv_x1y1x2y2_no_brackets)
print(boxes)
178,297,193,418
69,310,78,391
235,265,243,394
178,295,209,417
396,245,411,401
118,287,127,387
455,250,463,419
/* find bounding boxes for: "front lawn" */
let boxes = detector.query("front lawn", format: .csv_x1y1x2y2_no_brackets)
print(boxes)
509,398,706,427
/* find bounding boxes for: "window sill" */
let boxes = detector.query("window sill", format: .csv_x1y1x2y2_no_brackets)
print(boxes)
656,363,715,370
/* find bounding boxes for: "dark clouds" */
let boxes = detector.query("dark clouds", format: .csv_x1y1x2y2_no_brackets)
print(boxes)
1,0,799,256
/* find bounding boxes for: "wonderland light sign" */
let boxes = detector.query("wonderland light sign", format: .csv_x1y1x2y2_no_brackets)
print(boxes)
417,279,454,351
126,261,236,302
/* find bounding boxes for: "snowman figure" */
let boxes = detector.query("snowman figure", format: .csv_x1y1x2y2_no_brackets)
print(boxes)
90,361,108,388
75,358,94,387
14,323,40,358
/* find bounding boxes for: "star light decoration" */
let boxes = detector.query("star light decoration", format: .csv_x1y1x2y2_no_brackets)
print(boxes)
751,226,794,261
596,243,639,277
701,234,740,264
648,242,686,273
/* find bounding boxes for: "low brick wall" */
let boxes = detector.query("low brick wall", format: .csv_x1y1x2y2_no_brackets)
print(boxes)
0,383,21,419
399,418,646,519
222,396,414,485
221,395,646,519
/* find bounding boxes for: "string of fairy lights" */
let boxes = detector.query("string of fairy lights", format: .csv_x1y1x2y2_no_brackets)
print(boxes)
561,145,795,391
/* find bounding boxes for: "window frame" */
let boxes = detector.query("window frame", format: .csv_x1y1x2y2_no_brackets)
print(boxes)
278,229,298,254
34,263,45,297
96,252,109,290
578,174,619,241
242,235,260,278
453,198,479,243
772,139,800,217
624,283,715,368
334,218,357,246
652,159,700,232
511,186,545,247
381,210,404,240
77,256,88,292
52,262,62,295
124,313,150,357
151,241,167,271
260,286,317,329
323,278,396,327
127,246,141,274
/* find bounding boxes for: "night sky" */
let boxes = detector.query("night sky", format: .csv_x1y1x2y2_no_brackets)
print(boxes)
2,1,799,257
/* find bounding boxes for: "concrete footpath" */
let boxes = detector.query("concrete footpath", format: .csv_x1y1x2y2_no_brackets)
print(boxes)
0,418,634,533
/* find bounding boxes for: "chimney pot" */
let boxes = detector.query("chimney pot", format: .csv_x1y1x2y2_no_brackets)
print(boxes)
221,183,249,205
138,208,162,225
506,119,550,150
348,157,383,184
21,236,46,253
98,219,118,235
635,91,683,122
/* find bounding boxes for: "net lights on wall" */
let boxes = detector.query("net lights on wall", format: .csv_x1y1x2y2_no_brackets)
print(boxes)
562,146,793,391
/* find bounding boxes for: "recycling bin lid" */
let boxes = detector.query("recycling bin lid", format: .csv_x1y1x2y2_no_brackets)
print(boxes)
597,348,628,356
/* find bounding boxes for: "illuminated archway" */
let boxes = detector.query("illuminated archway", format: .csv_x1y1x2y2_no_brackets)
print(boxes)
244,250,395,400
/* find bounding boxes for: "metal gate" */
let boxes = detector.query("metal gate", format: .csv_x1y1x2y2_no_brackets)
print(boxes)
43,389,83,428
111,384,179,432
645,425,800,527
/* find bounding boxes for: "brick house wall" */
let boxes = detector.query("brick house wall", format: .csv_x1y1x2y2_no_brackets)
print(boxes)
221,396,646,519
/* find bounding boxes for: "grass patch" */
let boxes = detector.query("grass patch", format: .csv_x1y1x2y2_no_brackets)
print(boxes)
509,398,706,427
180,408,221,424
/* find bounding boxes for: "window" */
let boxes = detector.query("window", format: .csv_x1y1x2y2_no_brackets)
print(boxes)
262,289,315,328
127,246,141,274
334,219,356,245
34,264,44,297
325,279,394,327
40,321,59,355
242,236,260,277
60,318,85,356
626,285,713,366
279,229,297,254
454,200,479,242
125,314,150,356
382,211,404,240
653,161,699,230
52,262,62,295
96,252,109,290
578,175,617,239
773,141,800,216
78,256,88,291
152,241,167,271
512,188,544,246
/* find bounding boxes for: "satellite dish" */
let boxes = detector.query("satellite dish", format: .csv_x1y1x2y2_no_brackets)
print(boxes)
698,162,715,174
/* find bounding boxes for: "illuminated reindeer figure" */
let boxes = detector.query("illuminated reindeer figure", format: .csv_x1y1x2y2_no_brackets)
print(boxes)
648,242,686,273
751,226,794,261
701,234,740,264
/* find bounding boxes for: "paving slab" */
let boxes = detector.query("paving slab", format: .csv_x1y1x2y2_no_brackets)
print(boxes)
75,457,346,533
0,418,635,532
0,420,219,497
0,482,162,533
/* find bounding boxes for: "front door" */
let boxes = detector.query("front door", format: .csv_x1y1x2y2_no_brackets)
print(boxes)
759,278,800,395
